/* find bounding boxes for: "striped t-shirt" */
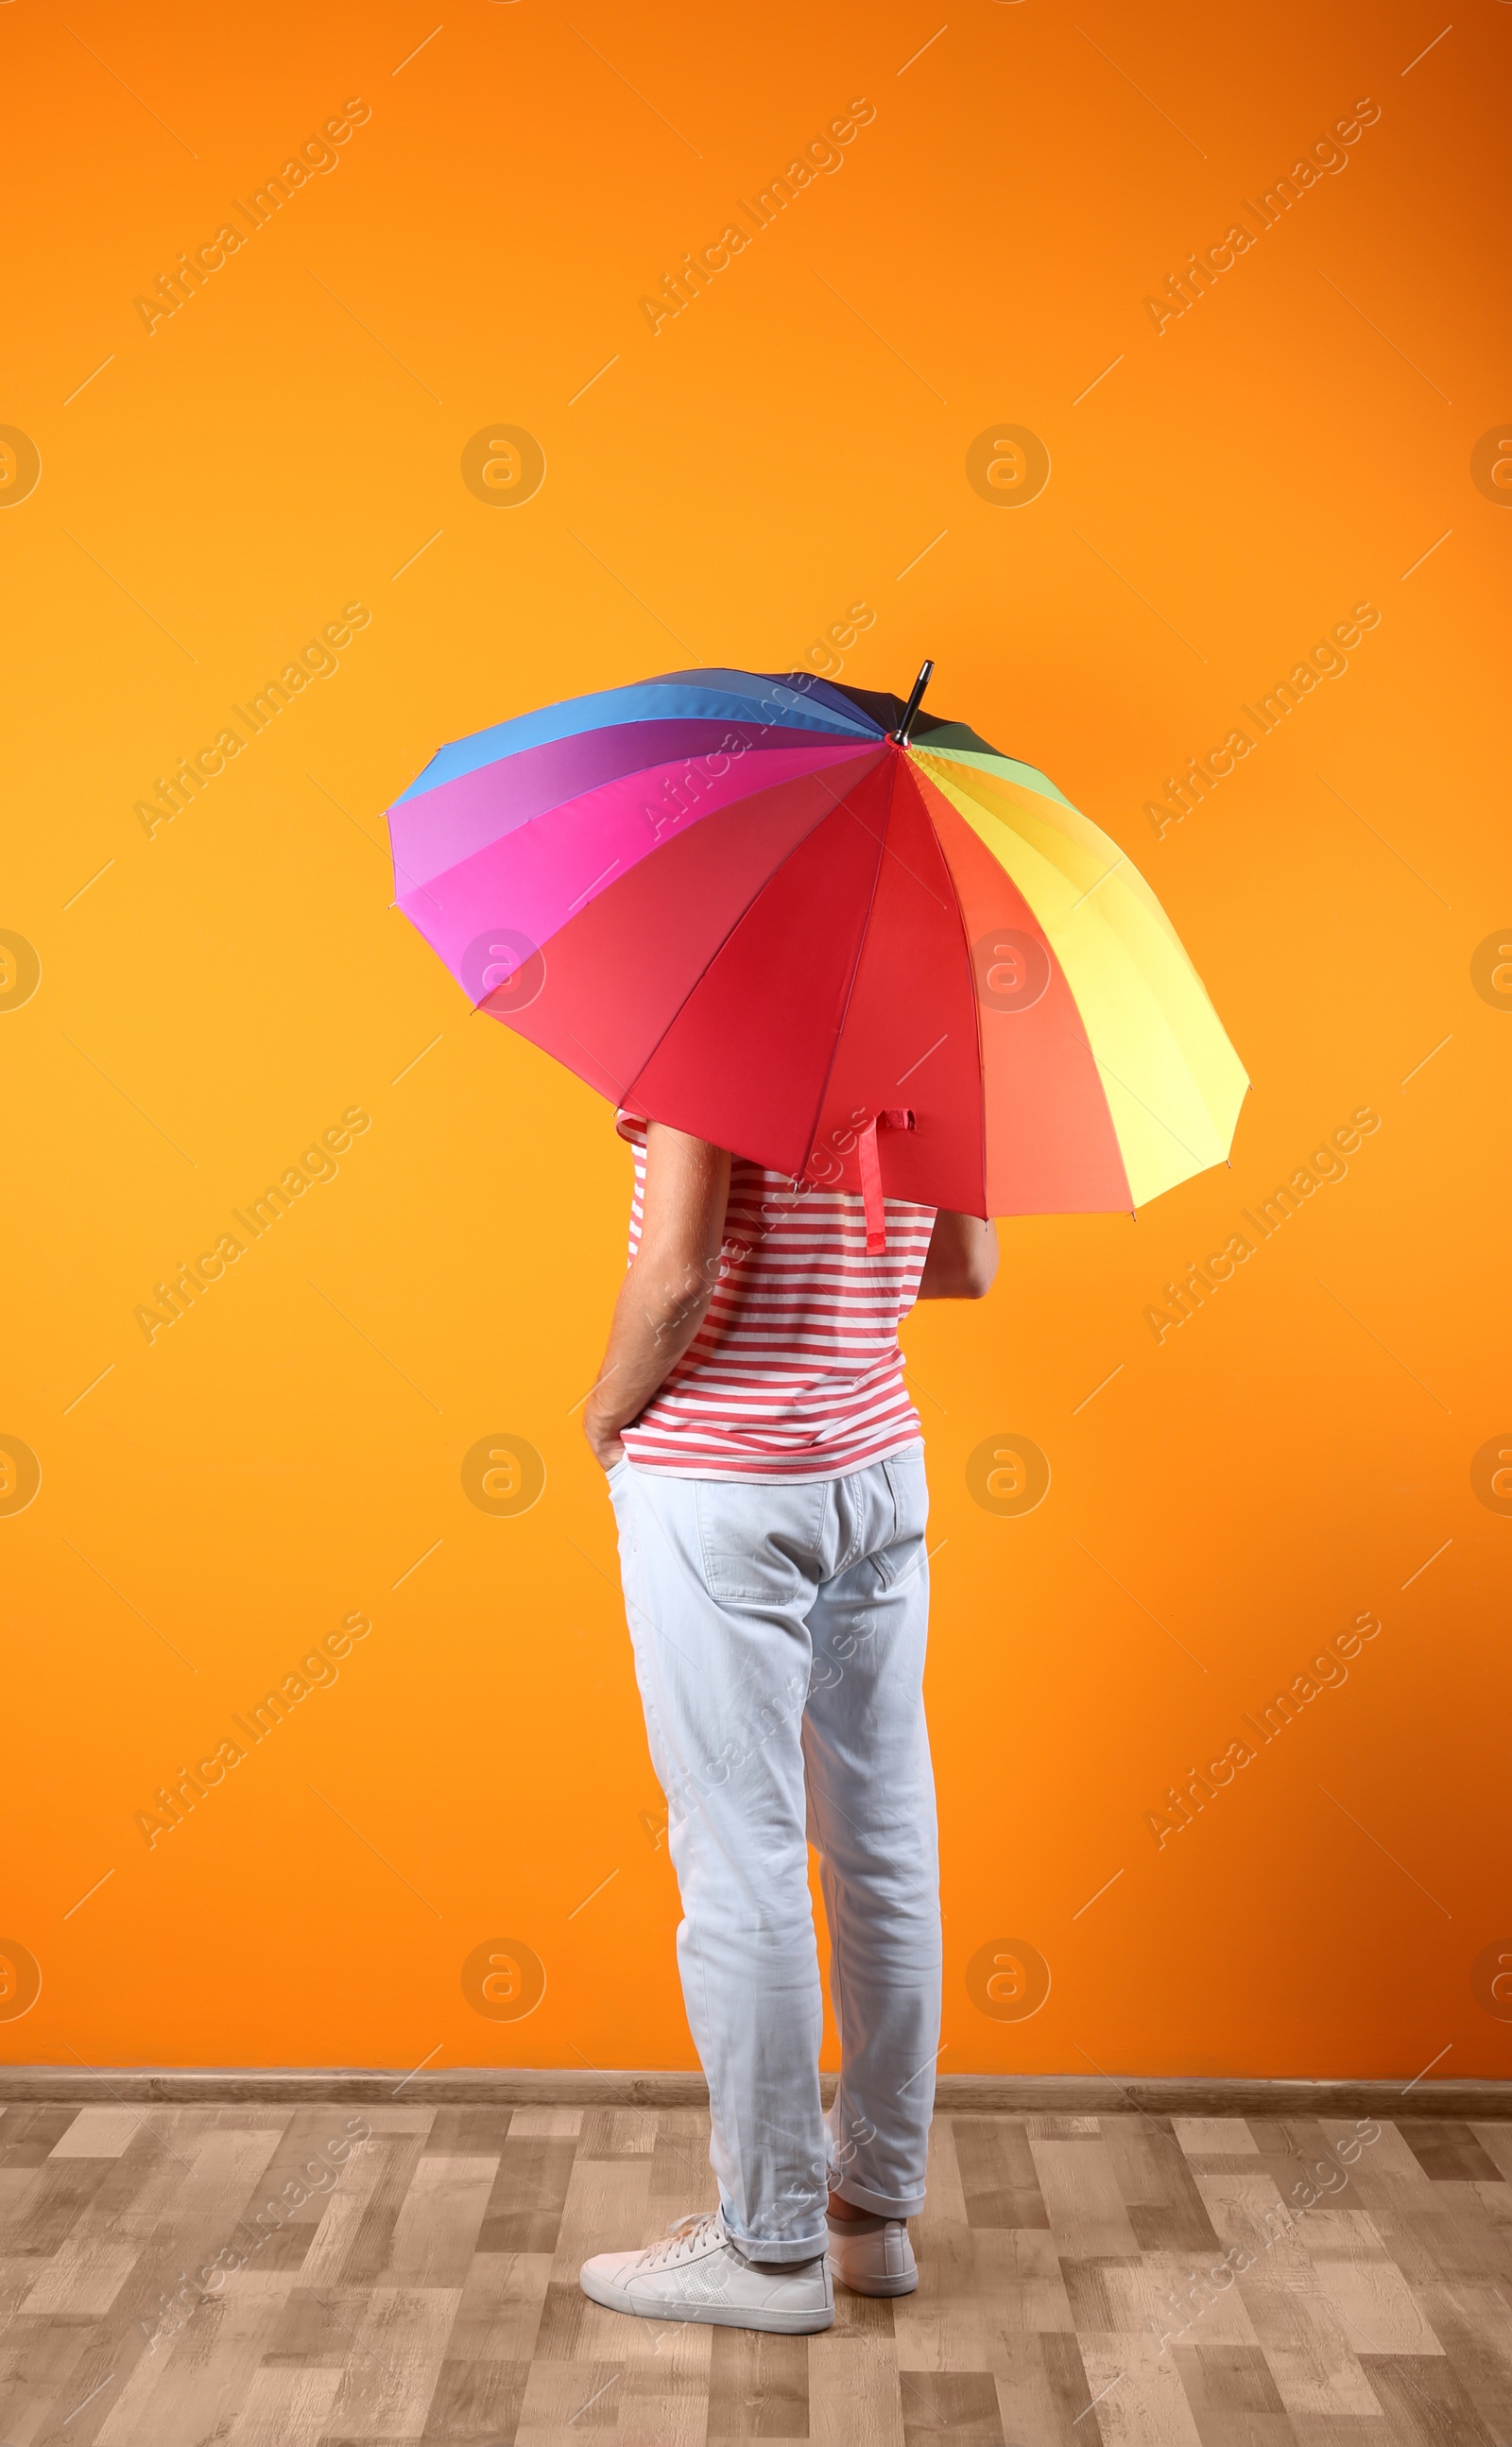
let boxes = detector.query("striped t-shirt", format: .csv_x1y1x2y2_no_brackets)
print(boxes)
614,1111,936,1481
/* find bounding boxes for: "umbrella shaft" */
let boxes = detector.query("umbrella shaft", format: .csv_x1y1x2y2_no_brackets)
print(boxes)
893,659,935,745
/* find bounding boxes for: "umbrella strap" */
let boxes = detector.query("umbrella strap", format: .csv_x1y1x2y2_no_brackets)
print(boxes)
857,1108,915,1255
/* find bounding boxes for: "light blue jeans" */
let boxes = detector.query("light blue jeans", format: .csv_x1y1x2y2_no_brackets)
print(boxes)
607,1440,940,2265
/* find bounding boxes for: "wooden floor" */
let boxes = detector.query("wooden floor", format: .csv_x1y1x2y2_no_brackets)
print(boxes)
1,2102,1509,2445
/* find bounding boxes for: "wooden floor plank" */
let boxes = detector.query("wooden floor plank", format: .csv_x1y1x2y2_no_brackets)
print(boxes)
93,2266,301,2447
1300,2208,1446,2359
2,2152,123,2257
1064,2250,1260,2349
1076,2328,1209,2447
1410,2282,1512,2438
808,2324,906,2446
578,2107,659,2162
1377,2195,1512,2290
951,2116,1051,2230
0,2314,105,2441
899,2364,1004,2441
420,2349,530,2440
1186,2167,1317,2283
442,2244,553,2365
329,2130,435,2290
1174,2121,1263,2160
990,2332,1096,2447
1030,2132,1143,2259
1101,2116,1228,2258
706,2323,810,2437
421,2104,513,2159
894,2224,1075,2368
16,2228,140,2316
1239,2283,1384,2420
47,2107,151,2160
1358,2350,1501,2447
321,2283,461,2438
477,2131,581,2257
515,2322,712,2443
1398,2125,1508,2186
225,2362,345,2444
384,2152,498,2288
0,2103,81,2163
1469,2123,1512,2184
1172,2338,1300,2447
508,2108,584,2142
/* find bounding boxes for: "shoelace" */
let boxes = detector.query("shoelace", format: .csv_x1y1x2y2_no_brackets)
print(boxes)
637,2211,721,2269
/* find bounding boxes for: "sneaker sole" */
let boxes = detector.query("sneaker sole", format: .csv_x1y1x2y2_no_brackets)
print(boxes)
826,2254,919,2298
579,2266,833,2333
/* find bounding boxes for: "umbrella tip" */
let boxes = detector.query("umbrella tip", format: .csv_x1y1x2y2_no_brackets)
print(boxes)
891,659,935,746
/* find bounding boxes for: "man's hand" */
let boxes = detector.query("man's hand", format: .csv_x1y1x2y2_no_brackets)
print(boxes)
585,1416,626,1472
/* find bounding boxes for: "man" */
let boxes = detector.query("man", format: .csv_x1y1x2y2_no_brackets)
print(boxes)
579,1110,997,2334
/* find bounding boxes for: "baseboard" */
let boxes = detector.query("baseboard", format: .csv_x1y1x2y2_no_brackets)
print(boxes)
1,2067,1507,2116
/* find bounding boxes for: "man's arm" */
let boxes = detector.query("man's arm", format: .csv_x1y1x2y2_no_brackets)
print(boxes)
584,1123,732,1468
916,1211,999,1300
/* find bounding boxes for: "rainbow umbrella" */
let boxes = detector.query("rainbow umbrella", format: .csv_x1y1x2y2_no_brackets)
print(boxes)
386,663,1246,1243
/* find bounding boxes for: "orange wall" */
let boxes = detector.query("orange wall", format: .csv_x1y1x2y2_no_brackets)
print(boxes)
4,0,1508,2079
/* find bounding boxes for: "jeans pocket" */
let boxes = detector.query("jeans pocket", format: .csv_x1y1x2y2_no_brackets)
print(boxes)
694,1477,819,1602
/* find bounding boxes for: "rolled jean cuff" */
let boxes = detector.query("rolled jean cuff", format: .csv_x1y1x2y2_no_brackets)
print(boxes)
826,2171,926,2219
723,2215,829,2266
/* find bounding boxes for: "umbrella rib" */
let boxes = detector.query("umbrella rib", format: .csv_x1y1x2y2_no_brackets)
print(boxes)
868,813,952,911
793,758,897,1180
569,856,623,912
825,751,950,912
561,1022,629,1098
899,757,989,1218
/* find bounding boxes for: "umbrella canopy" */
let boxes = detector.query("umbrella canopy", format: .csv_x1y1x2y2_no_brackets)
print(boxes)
385,665,1247,1226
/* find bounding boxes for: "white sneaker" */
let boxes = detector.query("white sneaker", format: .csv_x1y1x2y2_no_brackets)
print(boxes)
826,2216,918,2297
579,2209,834,2333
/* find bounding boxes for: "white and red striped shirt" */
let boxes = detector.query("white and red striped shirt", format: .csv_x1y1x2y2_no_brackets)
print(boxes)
615,1110,936,1481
